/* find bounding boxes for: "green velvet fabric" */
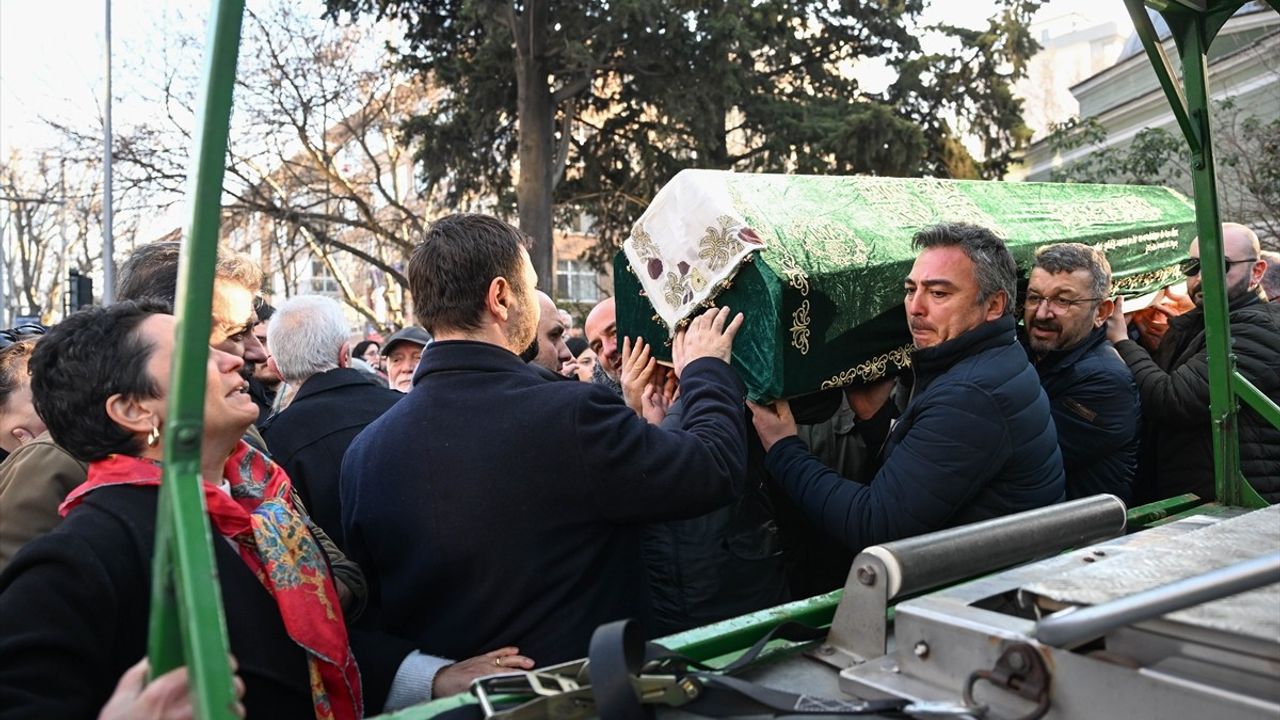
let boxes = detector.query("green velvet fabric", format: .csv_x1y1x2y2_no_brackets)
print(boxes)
614,174,1196,402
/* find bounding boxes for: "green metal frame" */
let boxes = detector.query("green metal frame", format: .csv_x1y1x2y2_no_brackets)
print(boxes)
146,0,245,718
1121,0,1279,508
148,0,1277,717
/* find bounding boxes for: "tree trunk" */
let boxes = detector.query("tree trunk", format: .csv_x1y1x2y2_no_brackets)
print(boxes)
512,1,556,294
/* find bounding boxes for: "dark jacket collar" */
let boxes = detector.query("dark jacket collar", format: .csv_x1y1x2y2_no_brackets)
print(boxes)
1028,325,1109,377
912,314,1018,385
294,367,383,403
413,339,532,385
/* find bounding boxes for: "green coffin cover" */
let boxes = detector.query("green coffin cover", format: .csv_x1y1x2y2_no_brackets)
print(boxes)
613,170,1196,402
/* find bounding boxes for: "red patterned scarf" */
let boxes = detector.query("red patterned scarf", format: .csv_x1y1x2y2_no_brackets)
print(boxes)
61,442,363,720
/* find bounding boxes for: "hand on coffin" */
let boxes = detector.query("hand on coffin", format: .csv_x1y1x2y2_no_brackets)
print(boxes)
99,655,246,720
673,306,745,377
621,336,659,417
747,399,797,452
845,377,895,422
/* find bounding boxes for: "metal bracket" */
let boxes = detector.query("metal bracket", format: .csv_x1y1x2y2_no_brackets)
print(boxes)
472,668,699,719
813,555,890,669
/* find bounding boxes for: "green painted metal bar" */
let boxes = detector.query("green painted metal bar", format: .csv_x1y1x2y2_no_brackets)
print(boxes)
1125,493,1206,528
146,0,246,718
1235,371,1280,433
1170,9,1247,507
1124,0,1200,154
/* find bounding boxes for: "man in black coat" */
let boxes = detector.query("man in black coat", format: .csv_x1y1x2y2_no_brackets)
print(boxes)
341,213,749,666
1023,243,1140,502
260,295,403,549
1107,223,1280,503
750,223,1065,553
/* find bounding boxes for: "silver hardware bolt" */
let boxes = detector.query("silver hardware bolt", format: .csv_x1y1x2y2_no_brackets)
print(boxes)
913,641,930,659
856,565,877,586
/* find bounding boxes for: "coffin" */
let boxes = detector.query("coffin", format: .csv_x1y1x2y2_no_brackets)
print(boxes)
613,170,1195,401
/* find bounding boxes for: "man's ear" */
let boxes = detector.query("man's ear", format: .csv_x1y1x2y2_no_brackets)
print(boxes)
337,342,351,369
104,393,160,437
1093,298,1115,329
985,290,1009,322
486,276,513,323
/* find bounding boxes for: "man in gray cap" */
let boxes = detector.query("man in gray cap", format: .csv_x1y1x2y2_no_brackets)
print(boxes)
382,326,432,392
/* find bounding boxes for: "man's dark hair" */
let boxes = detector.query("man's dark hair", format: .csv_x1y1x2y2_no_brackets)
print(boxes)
29,300,171,462
408,214,531,333
117,240,263,304
912,223,1018,315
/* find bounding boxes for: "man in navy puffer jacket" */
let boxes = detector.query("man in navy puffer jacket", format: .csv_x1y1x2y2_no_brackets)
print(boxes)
750,223,1065,553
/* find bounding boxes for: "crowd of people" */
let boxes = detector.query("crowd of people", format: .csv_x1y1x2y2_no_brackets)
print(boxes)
0,213,1276,719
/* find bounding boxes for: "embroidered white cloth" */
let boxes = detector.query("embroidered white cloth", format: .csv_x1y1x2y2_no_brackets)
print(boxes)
623,169,766,333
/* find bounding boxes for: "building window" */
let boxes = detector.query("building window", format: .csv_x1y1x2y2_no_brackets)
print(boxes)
310,259,340,295
556,259,599,302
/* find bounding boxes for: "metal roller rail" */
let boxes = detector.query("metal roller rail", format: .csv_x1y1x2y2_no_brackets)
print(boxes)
821,495,1129,667
862,494,1128,600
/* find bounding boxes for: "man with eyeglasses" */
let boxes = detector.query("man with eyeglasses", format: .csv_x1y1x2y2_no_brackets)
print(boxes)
1022,244,1140,503
1105,222,1280,504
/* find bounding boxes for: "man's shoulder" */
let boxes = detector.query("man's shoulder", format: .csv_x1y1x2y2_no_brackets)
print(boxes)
0,433,87,494
942,337,1032,390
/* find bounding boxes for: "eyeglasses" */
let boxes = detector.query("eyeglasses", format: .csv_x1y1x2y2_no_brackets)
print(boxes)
0,323,47,350
1024,293,1103,313
1179,256,1257,277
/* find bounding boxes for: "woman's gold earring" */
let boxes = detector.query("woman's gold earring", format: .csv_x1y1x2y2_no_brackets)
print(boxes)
146,426,161,448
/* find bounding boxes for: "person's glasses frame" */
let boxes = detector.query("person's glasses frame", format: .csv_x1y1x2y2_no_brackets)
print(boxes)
1179,256,1257,277
0,323,47,350
1023,293,1104,314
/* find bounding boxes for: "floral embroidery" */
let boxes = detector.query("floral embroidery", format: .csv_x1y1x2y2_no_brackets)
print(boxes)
790,300,811,355
663,271,692,308
821,345,913,388
697,215,741,271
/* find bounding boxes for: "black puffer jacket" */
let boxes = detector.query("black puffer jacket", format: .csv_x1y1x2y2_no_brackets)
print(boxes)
1030,326,1141,503
1117,294,1280,503
766,315,1066,553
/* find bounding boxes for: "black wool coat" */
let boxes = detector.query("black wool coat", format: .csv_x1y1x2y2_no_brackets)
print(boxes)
340,340,748,666
261,367,403,549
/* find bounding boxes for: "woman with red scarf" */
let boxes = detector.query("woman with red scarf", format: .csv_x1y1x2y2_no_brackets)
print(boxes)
0,301,530,719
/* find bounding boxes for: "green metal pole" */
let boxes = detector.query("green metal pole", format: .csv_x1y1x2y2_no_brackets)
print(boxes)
146,0,246,718
1175,12,1245,507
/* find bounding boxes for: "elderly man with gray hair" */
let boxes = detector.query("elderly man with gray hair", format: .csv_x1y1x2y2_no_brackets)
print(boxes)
1023,243,1140,502
261,295,402,547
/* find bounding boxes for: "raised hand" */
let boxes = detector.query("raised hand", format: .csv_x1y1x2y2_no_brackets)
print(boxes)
672,306,745,378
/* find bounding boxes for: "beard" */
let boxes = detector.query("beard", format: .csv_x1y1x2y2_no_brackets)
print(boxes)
591,359,623,396
519,337,539,363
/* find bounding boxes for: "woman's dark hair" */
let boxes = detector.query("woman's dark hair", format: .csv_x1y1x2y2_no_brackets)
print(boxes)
29,300,172,462
352,340,380,360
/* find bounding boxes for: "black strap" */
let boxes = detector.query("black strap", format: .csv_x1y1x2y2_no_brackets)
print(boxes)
590,619,911,718
588,619,652,720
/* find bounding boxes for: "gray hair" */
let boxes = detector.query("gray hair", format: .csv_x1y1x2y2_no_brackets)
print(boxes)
267,295,349,384
1033,242,1112,300
911,223,1018,315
